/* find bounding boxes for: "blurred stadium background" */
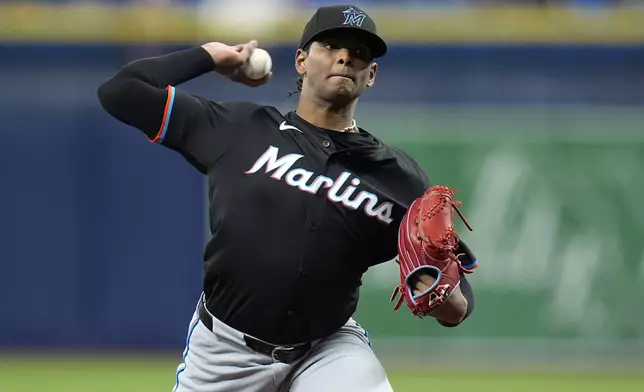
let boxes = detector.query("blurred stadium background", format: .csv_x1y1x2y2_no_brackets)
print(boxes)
1,0,644,391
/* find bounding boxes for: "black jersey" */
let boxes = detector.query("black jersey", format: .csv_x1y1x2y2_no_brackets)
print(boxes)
97,47,462,345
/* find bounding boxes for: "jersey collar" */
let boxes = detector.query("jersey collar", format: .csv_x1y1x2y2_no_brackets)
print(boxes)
286,111,397,163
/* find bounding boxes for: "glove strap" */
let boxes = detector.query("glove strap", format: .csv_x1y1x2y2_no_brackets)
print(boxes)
451,201,473,232
390,285,405,311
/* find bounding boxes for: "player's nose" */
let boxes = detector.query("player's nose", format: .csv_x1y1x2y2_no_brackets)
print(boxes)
336,48,354,66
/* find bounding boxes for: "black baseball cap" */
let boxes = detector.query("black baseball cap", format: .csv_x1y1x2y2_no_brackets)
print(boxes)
299,5,388,58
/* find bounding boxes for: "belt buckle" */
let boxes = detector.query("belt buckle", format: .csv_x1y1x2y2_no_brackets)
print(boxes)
271,345,296,363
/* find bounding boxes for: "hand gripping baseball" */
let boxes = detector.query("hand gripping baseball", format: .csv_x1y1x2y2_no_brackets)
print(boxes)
201,40,272,87
391,185,474,318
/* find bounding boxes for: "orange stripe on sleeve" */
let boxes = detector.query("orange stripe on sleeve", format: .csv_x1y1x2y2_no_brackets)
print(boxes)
149,85,176,143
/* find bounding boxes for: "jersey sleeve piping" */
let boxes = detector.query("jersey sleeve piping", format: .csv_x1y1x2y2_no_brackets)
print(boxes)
149,85,176,144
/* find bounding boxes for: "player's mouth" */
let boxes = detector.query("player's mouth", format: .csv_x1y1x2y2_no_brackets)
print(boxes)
329,74,354,81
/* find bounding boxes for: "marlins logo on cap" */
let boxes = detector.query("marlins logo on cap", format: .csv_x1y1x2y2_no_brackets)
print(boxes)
342,6,366,27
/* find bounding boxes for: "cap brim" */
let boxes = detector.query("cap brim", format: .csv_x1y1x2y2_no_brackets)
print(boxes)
303,26,387,58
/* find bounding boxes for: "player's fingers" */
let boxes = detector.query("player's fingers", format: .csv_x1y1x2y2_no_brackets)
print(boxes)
238,40,258,62
419,273,436,287
411,272,435,296
410,275,423,296
412,283,427,296
239,71,272,88
252,71,273,86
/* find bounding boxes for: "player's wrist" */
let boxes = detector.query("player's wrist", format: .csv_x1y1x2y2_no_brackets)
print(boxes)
197,45,217,70
432,289,468,326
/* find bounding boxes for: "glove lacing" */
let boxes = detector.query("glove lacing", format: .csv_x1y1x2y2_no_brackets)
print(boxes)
390,186,474,312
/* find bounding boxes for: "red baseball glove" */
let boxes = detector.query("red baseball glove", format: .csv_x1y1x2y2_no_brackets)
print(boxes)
391,185,475,318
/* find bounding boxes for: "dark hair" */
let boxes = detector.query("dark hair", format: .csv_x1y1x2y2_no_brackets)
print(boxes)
287,77,303,98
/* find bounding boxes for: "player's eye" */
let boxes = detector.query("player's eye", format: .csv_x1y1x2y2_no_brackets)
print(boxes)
354,46,371,61
324,41,339,50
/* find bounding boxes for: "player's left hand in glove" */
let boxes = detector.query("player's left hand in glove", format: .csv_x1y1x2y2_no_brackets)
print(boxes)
391,185,476,318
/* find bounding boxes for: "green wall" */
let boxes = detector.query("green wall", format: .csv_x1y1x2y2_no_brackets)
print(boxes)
349,106,644,343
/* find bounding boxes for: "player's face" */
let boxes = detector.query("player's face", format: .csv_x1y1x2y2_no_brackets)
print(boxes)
296,32,378,104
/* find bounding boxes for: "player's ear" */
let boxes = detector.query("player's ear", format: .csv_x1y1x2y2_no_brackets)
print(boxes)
366,62,378,88
295,48,308,77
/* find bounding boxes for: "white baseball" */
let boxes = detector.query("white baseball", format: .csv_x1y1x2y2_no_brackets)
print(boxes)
243,48,272,80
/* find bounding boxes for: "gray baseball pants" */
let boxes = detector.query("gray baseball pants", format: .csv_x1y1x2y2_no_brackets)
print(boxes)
172,294,394,392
